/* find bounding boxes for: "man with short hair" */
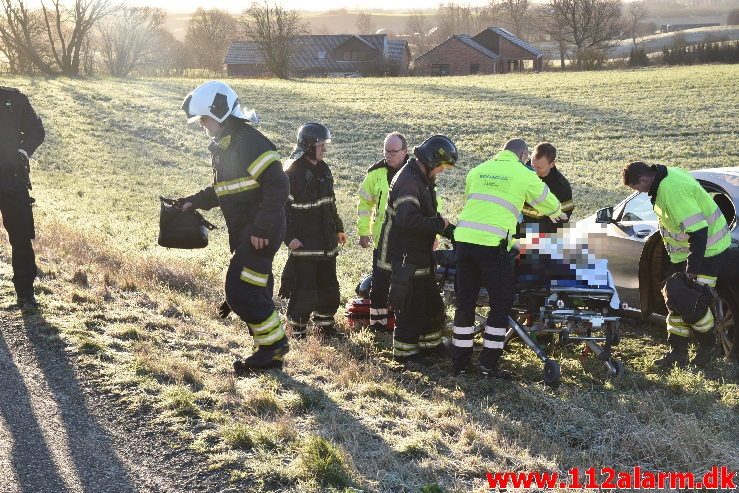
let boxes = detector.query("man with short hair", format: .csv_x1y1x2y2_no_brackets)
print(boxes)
452,139,565,378
0,86,45,309
622,161,730,369
356,131,408,330
377,135,457,363
178,80,290,375
520,142,574,234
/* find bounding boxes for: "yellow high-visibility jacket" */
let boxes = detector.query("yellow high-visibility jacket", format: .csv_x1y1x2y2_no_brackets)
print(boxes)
455,150,562,248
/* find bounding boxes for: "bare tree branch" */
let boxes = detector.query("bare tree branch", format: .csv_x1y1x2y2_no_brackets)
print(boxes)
241,1,306,79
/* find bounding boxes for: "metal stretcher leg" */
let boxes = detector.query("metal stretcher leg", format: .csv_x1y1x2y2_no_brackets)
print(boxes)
508,316,561,385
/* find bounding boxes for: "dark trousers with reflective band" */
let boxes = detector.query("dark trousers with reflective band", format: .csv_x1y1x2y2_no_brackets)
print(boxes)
370,248,391,326
393,273,445,357
665,251,726,338
0,178,37,298
452,241,515,370
286,256,340,334
225,241,286,350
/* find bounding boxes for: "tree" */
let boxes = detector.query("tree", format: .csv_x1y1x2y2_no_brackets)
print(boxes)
99,7,165,77
355,10,374,34
436,3,491,39
495,0,531,39
241,1,306,79
184,8,237,73
0,0,116,76
406,9,435,57
626,1,648,47
544,0,625,69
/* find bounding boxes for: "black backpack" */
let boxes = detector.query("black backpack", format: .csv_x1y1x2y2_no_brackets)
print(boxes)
158,197,216,249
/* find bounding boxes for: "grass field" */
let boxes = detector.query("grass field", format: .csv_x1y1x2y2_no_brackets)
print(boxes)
3,65,739,491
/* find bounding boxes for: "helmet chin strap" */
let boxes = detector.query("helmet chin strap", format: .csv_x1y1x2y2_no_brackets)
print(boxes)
305,144,317,160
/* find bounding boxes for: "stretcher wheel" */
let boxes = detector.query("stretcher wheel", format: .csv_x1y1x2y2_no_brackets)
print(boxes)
543,359,561,386
607,359,624,379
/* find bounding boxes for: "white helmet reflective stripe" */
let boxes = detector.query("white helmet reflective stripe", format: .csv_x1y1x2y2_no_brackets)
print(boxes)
181,80,254,124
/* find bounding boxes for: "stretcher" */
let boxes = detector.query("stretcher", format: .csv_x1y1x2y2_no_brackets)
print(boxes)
435,237,624,386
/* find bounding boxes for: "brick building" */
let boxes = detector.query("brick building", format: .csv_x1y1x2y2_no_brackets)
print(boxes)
414,27,544,76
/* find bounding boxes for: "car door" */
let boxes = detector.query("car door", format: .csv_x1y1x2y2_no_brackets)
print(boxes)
588,192,658,308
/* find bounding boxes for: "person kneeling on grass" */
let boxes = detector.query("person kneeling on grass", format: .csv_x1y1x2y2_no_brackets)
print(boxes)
177,81,290,375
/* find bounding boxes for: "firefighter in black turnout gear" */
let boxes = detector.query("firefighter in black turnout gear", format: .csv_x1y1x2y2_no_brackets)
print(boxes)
279,123,347,338
0,86,45,309
377,135,457,362
178,81,290,374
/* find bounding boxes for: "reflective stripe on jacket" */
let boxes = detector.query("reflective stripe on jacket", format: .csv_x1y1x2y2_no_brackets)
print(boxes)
454,150,562,248
654,166,730,263
357,160,393,248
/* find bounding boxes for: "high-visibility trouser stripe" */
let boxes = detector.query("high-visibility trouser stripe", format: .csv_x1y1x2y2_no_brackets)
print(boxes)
482,326,506,349
371,318,388,325
250,312,285,345
240,267,269,286
358,210,371,217
528,185,551,207
314,313,335,326
287,319,308,335
247,150,280,179
419,330,442,348
393,339,419,356
452,325,475,348
215,178,259,197
289,246,341,257
466,193,519,217
291,197,335,209
691,309,714,333
358,189,376,202
680,212,706,231
707,225,729,248
394,195,421,208
456,220,508,239
696,275,718,287
370,308,388,316
666,314,691,337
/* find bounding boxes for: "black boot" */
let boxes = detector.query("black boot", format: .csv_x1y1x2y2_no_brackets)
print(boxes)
233,342,289,376
692,330,720,368
653,333,689,370
17,292,39,310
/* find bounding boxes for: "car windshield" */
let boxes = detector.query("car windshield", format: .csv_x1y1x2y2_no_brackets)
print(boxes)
620,192,658,222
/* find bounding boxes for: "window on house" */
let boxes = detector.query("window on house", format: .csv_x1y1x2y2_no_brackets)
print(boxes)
317,49,326,60
431,63,450,76
470,63,480,74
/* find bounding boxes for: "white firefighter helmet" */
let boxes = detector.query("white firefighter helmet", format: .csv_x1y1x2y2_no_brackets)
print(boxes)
181,80,258,124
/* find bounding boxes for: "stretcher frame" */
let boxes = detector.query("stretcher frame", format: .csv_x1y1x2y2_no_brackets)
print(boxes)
439,279,624,386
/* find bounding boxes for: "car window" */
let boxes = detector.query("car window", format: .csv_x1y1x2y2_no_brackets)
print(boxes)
620,192,657,222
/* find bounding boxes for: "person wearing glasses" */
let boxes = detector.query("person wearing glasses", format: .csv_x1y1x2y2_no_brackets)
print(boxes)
452,139,566,379
376,135,458,364
356,131,409,331
279,123,346,339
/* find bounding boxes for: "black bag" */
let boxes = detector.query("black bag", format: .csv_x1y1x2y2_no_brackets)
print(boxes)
389,259,416,311
158,197,216,249
662,272,713,325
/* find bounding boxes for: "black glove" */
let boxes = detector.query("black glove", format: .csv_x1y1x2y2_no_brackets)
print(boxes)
218,300,232,318
441,223,456,244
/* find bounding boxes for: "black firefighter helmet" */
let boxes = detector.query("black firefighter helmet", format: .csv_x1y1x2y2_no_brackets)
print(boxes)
413,135,458,170
290,122,332,160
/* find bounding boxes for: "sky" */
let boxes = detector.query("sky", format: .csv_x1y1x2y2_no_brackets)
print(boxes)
122,0,482,13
